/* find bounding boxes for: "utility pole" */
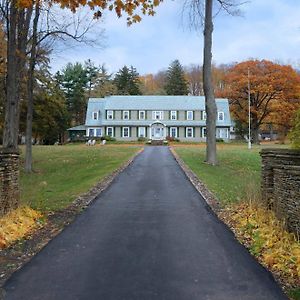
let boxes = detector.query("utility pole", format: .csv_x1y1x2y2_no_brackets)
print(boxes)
248,67,252,149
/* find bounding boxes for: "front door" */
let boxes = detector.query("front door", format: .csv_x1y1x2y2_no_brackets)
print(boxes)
151,123,165,140
155,127,163,139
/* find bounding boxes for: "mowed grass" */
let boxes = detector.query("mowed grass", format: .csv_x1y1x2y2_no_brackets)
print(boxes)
19,144,140,211
173,143,287,205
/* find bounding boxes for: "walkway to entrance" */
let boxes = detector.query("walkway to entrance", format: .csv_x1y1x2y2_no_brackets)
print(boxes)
4,147,287,300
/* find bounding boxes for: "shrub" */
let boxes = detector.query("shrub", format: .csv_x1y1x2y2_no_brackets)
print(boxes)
137,137,147,142
166,136,180,142
101,135,116,142
216,138,225,143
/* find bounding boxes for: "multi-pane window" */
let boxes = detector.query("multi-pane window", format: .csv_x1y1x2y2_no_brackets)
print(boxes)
170,127,178,138
218,112,224,121
89,128,94,137
138,127,146,138
93,112,98,120
106,127,114,137
107,110,113,120
122,127,130,138
186,111,194,120
217,128,228,139
170,111,177,120
186,127,194,138
95,128,102,137
152,111,163,120
139,110,146,120
123,111,130,120
202,111,207,121
202,127,207,138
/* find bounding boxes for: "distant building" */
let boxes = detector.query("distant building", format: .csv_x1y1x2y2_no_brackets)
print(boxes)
69,95,233,142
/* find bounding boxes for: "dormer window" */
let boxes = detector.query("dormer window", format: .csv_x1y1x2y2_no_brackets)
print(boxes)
218,112,224,121
139,110,145,120
186,111,194,120
107,110,113,120
93,112,99,120
123,111,130,120
170,111,177,120
152,111,163,120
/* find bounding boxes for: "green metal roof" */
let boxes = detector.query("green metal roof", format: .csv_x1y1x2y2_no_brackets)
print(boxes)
85,96,232,127
88,95,228,110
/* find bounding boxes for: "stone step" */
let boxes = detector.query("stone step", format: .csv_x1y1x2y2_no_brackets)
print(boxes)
151,140,164,146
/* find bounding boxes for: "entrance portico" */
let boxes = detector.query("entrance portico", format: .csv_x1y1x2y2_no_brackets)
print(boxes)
149,121,166,140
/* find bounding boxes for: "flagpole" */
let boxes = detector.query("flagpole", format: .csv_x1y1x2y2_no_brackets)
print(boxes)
248,67,252,149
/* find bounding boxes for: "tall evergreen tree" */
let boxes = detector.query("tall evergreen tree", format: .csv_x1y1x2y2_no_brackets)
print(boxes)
165,60,189,95
114,65,142,95
56,62,88,125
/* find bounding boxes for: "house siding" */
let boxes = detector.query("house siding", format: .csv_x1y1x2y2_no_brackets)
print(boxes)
180,111,187,121
82,96,232,142
131,110,138,120
195,110,201,121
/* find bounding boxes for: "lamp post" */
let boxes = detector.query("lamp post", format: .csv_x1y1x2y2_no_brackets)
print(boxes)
247,67,252,149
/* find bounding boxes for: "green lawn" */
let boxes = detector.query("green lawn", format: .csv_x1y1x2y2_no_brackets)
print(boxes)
20,144,140,211
173,143,288,205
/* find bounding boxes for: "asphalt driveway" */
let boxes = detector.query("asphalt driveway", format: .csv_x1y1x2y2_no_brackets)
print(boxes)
4,147,287,300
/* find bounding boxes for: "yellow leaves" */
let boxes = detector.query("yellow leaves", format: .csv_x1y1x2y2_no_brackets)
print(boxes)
220,203,300,287
0,206,43,249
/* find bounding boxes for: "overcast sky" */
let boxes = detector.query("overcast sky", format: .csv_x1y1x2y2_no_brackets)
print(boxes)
50,0,300,75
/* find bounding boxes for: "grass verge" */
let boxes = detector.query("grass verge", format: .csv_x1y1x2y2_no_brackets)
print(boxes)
20,144,140,211
173,144,262,205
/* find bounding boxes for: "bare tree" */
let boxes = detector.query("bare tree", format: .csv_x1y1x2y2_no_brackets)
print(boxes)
203,0,217,165
184,0,242,165
185,64,203,96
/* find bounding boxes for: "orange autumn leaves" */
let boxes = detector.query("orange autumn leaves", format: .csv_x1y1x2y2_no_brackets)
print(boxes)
16,0,162,23
221,60,300,134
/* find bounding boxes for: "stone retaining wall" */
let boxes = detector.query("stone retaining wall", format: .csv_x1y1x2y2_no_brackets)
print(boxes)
0,150,20,216
260,149,300,234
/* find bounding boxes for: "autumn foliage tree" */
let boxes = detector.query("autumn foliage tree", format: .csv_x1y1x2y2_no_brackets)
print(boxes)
223,60,300,143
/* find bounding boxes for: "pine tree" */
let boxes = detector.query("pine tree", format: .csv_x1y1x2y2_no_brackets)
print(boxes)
57,62,88,125
165,60,189,95
114,65,142,95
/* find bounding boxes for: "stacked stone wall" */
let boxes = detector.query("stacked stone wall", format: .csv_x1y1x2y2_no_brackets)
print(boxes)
260,149,300,234
0,150,20,216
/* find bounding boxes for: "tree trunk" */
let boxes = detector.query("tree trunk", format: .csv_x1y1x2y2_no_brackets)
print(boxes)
25,2,40,173
252,126,260,144
2,3,33,213
3,0,18,150
203,0,217,165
